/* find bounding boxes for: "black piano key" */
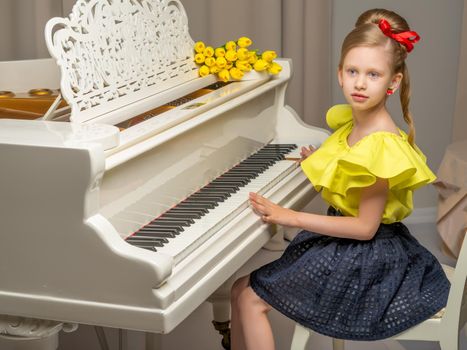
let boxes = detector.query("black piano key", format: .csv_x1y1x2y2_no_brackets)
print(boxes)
155,216,195,225
226,168,261,174
140,246,158,252
248,154,284,159
182,200,219,209
152,219,193,227
263,143,297,149
162,211,203,219
136,229,179,237
143,223,185,231
241,160,275,166
223,171,258,178
138,226,181,234
126,237,168,246
132,231,176,239
175,203,211,212
188,193,228,201
133,231,176,239
126,241,159,250
185,198,223,207
232,165,268,172
211,178,249,186
147,219,190,227
204,184,240,191
169,207,209,215
199,187,236,195
178,202,216,210
219,172,255,178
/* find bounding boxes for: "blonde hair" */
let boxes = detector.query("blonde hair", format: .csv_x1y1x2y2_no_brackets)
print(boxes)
339,9,416,146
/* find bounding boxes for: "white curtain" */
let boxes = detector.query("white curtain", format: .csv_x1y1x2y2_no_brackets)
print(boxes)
453,0,467,142
182,0,332,127
0,0,62,61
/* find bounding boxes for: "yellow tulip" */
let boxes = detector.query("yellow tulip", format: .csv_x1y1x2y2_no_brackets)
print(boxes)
226,61,234,69
198,65,210,77
248,51,258,64
194,53,205,64
237,37,253,48
218,69,230,82
237,48,249,61
225,41,237,51
230,67,244,80
268,62,282,75
210,65,221,74
204,57,216,67
236,60,252,72
203,46,214,57
253,59,269,72
262,50,277,62
215,47,226,57
225,50,238,62
216,56,227,69
194,41,205,53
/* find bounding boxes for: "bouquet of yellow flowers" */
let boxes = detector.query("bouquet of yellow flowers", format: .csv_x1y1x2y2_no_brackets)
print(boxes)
193,37,282,82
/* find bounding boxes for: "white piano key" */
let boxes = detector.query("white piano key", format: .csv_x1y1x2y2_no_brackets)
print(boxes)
156,160,297,263
117,210,155,223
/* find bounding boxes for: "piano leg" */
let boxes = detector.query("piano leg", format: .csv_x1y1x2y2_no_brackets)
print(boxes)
262,224,288,251
145,332,162,350
0,315,77,350
207,275,236,350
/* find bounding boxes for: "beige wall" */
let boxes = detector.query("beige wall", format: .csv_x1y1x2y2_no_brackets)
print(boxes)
332,0,464,209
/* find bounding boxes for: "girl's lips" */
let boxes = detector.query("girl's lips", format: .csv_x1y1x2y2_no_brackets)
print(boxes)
351,93,368,102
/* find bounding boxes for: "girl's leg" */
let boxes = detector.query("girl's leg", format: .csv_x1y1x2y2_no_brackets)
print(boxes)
231,275,274,350
231,276,248,350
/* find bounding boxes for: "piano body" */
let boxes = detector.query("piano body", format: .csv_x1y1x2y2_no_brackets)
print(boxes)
0,0,329,343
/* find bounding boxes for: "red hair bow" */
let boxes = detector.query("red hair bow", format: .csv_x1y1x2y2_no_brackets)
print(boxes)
378,19,420,53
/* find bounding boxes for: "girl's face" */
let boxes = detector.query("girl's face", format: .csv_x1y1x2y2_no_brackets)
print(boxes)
338,45,402,113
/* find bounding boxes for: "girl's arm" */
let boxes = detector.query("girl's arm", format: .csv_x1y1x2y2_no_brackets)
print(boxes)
249,177,389,241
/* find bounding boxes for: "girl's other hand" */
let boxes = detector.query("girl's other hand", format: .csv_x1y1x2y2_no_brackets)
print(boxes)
299,145,316,162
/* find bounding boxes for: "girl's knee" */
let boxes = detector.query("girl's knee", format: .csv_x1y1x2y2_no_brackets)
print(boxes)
237,286,271,314
231,275,249,304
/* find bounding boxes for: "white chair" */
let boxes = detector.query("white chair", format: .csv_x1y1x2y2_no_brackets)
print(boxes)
290,230,467,350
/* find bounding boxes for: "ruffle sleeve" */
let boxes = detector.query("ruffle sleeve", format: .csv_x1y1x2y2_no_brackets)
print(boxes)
326,104,353,130
301,131,436,207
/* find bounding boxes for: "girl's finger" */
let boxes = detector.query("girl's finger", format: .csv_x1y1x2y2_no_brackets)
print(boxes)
250,200,266,213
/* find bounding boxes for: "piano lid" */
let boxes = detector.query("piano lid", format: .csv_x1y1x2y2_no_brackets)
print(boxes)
45,0,199,124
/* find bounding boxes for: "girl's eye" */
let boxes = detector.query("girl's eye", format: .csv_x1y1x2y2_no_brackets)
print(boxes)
347,69,357,76
369,72,379,79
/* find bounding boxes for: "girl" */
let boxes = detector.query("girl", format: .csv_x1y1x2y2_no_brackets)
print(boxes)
231,8,450,350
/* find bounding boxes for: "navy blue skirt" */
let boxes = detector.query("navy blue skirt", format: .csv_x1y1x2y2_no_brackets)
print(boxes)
250,207,450,340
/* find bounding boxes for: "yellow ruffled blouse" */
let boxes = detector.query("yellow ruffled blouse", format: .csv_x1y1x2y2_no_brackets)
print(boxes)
301,104,436,224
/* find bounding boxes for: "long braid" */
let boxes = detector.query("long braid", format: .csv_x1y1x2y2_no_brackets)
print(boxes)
399,62,416,146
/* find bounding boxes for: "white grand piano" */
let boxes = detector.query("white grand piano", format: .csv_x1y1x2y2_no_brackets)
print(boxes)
0,0,328,348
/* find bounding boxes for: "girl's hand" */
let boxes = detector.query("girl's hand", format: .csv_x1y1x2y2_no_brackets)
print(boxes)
249,192,297,227
299,145,316,162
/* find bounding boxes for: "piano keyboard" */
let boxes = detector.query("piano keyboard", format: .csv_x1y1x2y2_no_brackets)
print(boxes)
125,144,298,263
